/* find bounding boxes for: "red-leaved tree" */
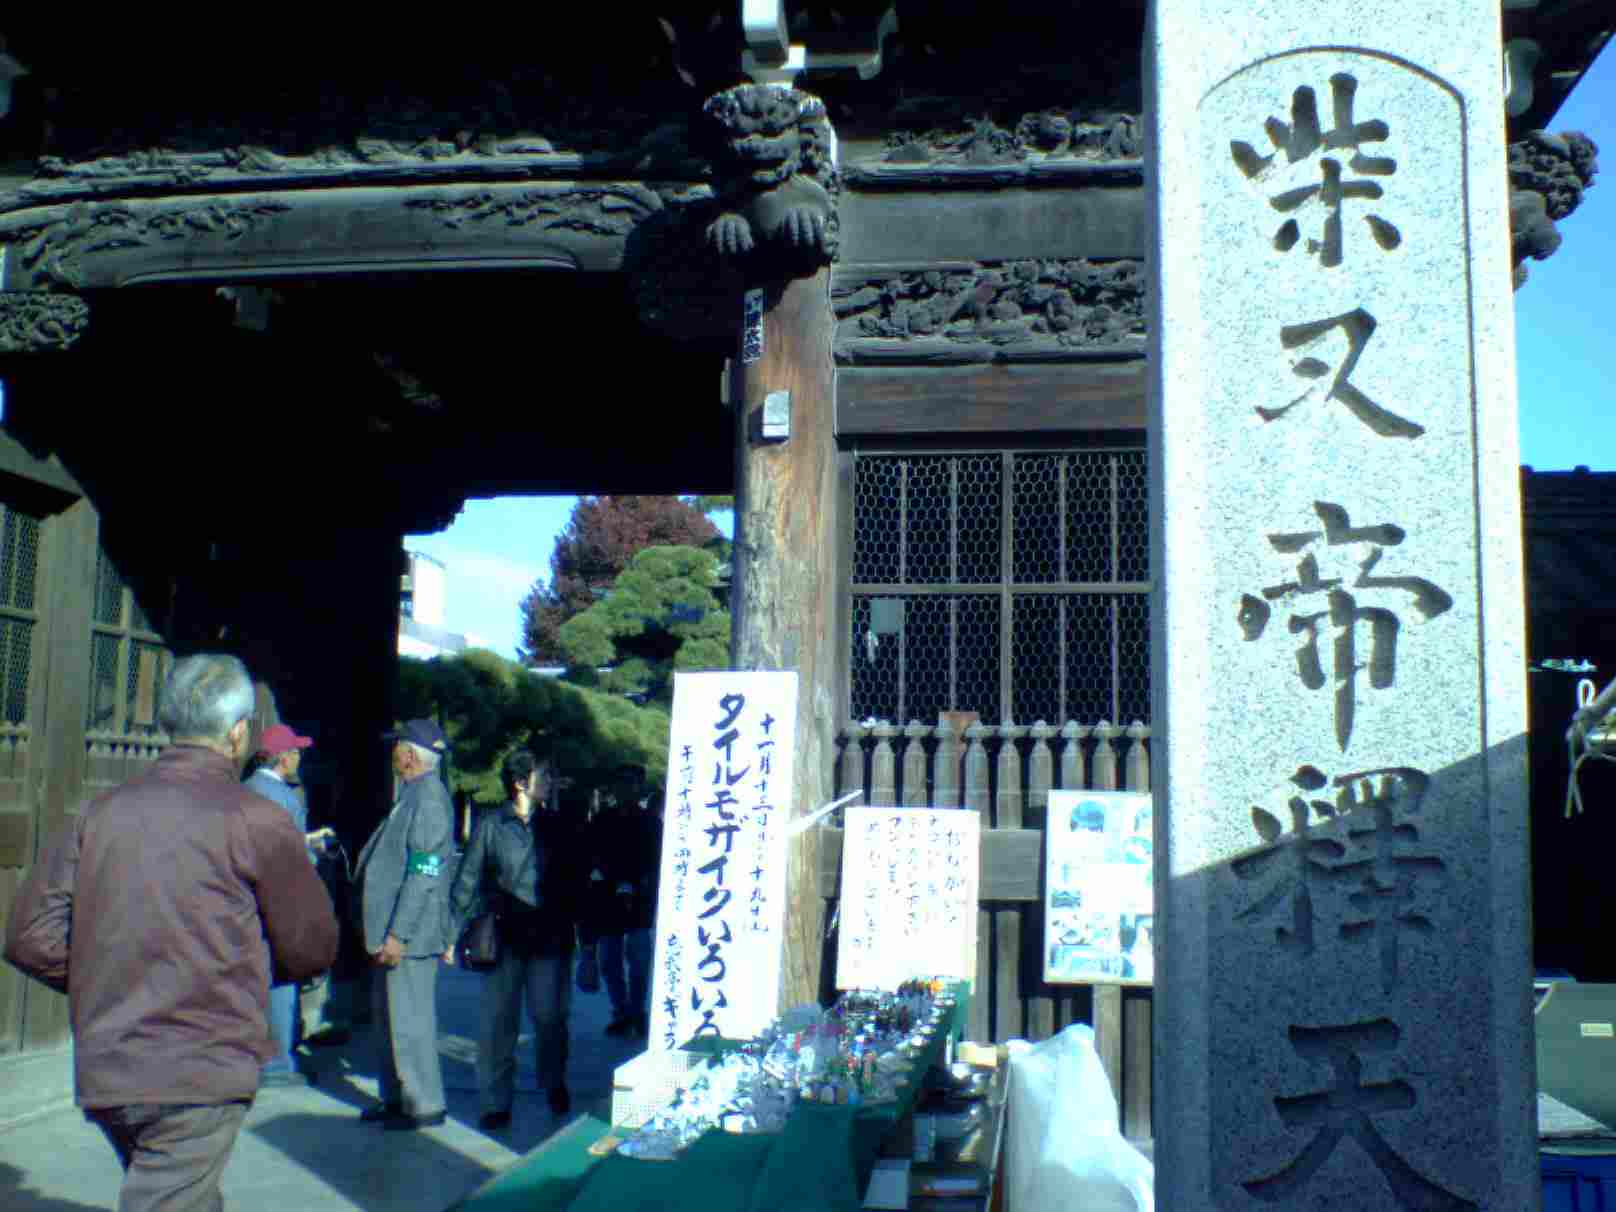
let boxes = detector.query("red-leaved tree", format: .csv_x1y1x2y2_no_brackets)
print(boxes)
519,496,720,665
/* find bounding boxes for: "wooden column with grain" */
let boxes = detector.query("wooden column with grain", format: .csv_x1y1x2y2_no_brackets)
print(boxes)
729,266,837,1011
24,497,99,1050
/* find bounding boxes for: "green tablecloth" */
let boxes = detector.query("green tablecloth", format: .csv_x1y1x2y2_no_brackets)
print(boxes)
455,985,969,1212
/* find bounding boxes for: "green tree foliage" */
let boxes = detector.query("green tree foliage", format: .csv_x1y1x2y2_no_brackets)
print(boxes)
397,648,671,804
519,496,721,665
556,545,731,706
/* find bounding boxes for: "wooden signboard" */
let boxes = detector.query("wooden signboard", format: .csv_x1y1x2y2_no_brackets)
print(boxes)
648,671,797,1050
1044,789,1153,985
836,806,981,990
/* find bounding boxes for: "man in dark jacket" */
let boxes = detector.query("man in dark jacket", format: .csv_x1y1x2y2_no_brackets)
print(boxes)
3,653,338,1212
353,718,456,1129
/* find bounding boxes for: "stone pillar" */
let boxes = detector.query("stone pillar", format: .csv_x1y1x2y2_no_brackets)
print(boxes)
1147,2,1534,1208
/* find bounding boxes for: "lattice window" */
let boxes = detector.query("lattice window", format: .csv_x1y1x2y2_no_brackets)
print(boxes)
849,449,1150,726
87,549,171,736
0,505,42,726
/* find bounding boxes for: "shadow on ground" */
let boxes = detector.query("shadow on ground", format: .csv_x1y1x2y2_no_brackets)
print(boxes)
1,1160,105,1212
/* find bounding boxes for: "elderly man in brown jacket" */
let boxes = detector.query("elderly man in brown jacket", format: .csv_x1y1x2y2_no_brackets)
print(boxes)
4,652,338,1212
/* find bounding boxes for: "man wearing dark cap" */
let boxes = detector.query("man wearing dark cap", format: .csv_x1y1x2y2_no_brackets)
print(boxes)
353,719,455,1129
245,723,329,1087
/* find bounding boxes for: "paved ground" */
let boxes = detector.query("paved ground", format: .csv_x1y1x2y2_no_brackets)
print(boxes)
0,963,645,1211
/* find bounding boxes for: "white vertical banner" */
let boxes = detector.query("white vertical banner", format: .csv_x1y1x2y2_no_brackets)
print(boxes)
835,806,980,990
648,671,797,1050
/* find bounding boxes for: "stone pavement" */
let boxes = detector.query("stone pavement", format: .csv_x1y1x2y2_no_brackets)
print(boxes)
0,963,645,1211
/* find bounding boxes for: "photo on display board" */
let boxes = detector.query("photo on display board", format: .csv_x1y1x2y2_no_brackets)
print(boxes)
1043,789,1154,986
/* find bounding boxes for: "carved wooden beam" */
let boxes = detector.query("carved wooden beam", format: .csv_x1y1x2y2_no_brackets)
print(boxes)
0,180,692,292
0,289,87,353
831,259,1145,365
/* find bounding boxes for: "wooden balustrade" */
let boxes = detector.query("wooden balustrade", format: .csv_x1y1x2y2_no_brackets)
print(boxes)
826,716,1154,1140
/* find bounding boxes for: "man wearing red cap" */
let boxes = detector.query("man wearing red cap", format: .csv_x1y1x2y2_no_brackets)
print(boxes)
246,723,326,1087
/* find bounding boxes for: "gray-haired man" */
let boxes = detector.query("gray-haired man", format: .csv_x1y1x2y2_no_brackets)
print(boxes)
4,654,338,1211
354,718,456,1129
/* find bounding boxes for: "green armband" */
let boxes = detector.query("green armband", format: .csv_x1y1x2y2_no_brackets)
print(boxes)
406,850,443,878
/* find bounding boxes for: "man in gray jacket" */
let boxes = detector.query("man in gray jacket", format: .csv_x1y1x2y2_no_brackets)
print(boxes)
354,719,455,1129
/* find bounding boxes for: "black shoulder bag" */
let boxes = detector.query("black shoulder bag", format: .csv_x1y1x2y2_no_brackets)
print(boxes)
458,822,538,972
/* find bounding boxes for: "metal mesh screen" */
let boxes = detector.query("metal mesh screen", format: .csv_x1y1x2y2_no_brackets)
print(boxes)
0,618,31,725
94,550,125,627
0,509,40,612
851,448,1149,726
852,455,1001,586
852,459,902,583
850,594,1002,724
0,505,43,725
88,633,120,730
1012,455,1062,583
905,458,953,584
1116,450,1148,581
1009,594,1062,723
954,456,1001,585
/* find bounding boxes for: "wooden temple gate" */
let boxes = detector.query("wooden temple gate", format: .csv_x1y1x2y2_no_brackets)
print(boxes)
0,5,1601,1135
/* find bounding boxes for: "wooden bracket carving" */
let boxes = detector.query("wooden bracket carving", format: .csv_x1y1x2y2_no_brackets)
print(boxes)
701,84,840,274
0,290,89,353
1509,129,1599,289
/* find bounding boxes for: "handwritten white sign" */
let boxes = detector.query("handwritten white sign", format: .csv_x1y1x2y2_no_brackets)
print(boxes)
836,807,980,990
649,671,797,1050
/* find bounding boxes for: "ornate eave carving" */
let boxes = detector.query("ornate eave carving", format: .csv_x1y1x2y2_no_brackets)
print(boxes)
0,290,88,353
877,108,1141,168
831,259,1145,365
0,133,708,217
1509,128,1599,289
0,181,688,292
631,84,843,345
701,84,840,271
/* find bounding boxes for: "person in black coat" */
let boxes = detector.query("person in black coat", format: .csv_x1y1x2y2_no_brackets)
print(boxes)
583,767,661,1037
446,751,581,1129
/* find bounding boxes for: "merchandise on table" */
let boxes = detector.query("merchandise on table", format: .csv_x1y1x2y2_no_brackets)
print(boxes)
616,978,959,1160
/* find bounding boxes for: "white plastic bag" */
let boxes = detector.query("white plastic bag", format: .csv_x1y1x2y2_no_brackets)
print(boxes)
1005,1024,1155,1212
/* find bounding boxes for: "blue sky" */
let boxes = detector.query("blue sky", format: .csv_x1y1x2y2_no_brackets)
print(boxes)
414,43,1614,659
1514,43,1615,472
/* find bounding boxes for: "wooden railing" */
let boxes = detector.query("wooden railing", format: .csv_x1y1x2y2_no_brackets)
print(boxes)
821,717,1154,1139
85,730,168,797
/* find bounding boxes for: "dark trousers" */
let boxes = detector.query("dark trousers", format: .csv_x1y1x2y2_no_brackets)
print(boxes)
479,944,573,1113
85,1100,249,1212
600,928,652,1019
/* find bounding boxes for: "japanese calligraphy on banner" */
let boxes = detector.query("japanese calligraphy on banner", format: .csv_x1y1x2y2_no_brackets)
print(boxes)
1044,790,1153,986
648,671,797,1051
835,807,980,990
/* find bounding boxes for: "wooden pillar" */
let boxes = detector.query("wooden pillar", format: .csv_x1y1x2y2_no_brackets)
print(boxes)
729,266,837,1011
24,497,99,1050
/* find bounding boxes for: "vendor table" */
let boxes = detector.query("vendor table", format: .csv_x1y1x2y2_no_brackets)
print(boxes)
452,986,971,1212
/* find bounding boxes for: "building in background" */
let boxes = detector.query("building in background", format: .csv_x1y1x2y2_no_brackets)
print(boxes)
399,549,472,659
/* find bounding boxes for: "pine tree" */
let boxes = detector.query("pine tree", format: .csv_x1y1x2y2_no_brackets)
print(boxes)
518,495,720,665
